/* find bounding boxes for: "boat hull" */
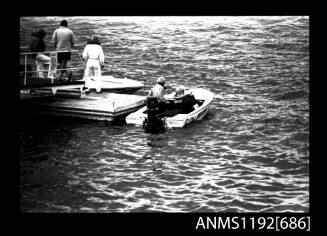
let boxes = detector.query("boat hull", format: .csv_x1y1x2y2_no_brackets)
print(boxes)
126,88,214,129
89,75,144,93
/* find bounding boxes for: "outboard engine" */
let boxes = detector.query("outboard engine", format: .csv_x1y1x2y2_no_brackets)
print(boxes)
143,96,165,131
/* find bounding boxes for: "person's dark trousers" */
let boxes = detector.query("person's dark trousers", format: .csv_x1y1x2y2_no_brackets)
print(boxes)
59,59,67,78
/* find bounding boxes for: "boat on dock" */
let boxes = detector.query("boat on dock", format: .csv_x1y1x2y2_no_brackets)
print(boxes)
126,88,214,129
20,50,147,121
20,50,144,99
91,75,144,94
23,75,145,99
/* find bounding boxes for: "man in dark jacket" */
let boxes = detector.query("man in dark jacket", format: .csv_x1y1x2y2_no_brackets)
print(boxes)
30,29,50,78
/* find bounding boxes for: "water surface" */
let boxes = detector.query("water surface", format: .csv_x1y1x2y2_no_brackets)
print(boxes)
20,16,309,212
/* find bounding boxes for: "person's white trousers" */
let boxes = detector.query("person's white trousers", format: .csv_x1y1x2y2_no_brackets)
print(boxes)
35,53,50,78
84,59,102,93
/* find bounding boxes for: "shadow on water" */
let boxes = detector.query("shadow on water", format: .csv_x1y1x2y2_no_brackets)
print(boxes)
144,125,166,135
146,132,169,148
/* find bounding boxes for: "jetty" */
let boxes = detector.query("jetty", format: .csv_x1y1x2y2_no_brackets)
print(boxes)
20,92,146,121
20,50,146,121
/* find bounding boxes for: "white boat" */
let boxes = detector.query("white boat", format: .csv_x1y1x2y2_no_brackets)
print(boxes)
20,50,144,98
22,75,144,99
126,88,214,129
98,75,144,93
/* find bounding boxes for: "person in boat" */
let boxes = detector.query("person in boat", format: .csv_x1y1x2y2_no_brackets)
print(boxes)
147,76,172,110
52,20,74,80
148,77,166,101
144,77,168,128
82,35,105,93
173,86,200,113
29,29,50,78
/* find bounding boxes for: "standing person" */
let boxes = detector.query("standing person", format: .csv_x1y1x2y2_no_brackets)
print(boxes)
147,77,172,112
148,77,166,102
30,29,50,78
52,20,74,80
82,35,105,93
145,76,172,128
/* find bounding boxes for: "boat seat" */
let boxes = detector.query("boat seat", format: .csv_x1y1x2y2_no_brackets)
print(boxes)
172,114,187,120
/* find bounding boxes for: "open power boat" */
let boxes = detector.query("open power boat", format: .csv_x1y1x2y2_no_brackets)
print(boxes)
126,88,214,129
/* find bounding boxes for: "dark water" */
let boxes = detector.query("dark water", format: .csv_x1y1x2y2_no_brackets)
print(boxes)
20,16,309,212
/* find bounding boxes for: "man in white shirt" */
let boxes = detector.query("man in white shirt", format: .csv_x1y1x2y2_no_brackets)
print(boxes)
52,20,74,80
148,77,166,102
82,35,105,93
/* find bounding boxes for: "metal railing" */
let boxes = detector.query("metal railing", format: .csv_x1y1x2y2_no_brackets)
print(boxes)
20,49,82,55
20,50,85,86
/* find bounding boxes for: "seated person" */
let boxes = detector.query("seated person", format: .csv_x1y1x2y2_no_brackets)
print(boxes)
30,29,50,78
173,86,200,113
